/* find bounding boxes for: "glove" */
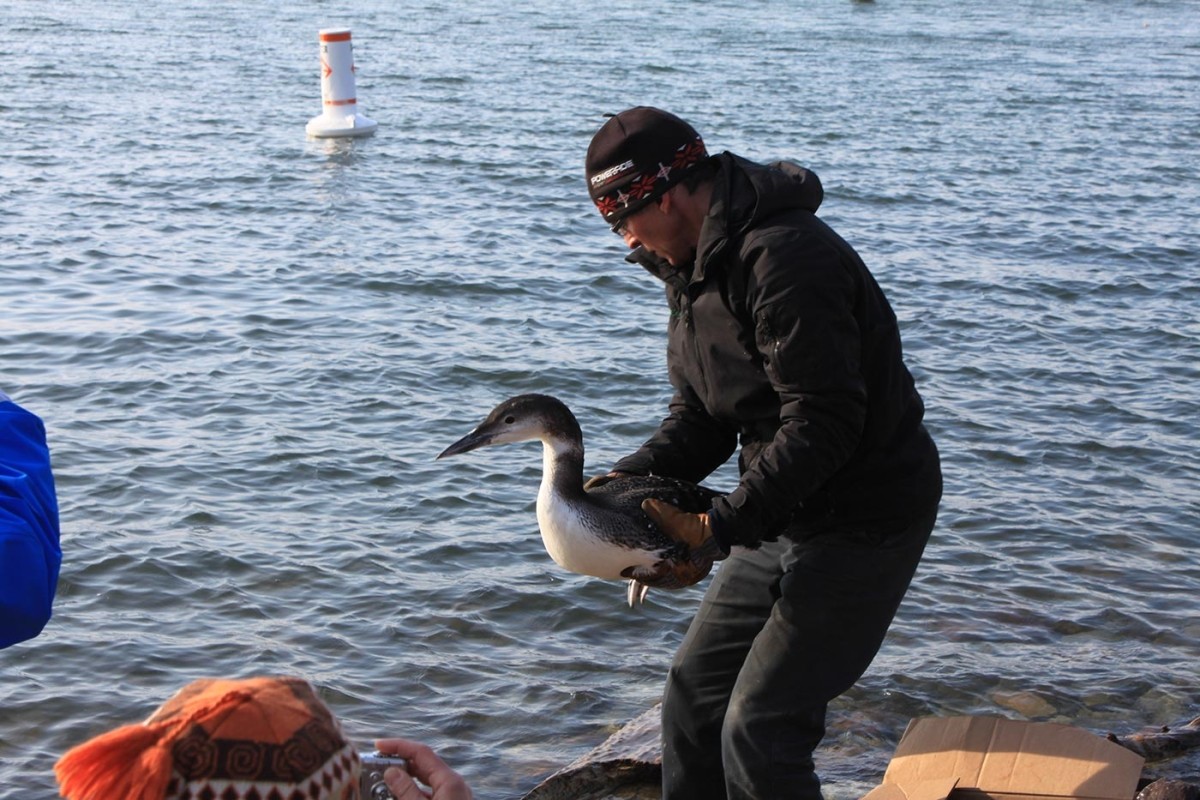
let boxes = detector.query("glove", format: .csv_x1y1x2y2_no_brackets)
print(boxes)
583,471,630,490
641,498,727,567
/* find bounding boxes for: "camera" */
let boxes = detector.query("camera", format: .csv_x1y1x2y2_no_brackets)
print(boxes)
359,751,408,800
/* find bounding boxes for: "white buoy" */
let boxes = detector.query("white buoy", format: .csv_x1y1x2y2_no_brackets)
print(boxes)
305,28,378,138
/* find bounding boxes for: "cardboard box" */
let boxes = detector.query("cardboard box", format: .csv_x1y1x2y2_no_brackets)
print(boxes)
861,716,1145,800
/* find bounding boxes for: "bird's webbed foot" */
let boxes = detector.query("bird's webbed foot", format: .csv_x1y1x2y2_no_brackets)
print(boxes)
621,558,713,607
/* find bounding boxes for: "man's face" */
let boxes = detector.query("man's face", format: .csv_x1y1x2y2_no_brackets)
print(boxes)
616,191,695,267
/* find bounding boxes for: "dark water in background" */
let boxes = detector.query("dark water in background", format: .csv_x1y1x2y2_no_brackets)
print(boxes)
2,0,1198,796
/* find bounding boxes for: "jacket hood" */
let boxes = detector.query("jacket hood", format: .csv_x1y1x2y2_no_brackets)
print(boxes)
697,153,823,279
713,153,823,231
627,152,824,282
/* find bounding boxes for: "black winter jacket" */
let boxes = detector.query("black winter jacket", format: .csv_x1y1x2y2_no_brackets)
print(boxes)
613,153,942,549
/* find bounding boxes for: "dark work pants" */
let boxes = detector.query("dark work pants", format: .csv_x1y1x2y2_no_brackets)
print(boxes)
661,505,937,800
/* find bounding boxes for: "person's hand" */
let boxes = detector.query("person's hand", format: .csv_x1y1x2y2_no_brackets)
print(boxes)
641,498,727,567
583,471,630,490
373,738,473,800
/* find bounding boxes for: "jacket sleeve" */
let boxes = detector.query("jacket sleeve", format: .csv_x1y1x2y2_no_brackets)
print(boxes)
612,382,738,484
707,226,868,547
1,398,63,649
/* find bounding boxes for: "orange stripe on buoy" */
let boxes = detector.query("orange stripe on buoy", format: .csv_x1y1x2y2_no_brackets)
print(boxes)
320,31,352,42
324,98,357,106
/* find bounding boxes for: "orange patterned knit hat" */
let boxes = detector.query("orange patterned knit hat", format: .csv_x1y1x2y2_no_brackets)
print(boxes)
55,676,362,800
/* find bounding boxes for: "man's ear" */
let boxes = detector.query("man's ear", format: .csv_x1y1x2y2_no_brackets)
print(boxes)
657,186,676,213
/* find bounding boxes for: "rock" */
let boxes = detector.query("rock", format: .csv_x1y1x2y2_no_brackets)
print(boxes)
519,705,662,800
991,689,1058,719
1109,716,1200,762
1137,778,1200,800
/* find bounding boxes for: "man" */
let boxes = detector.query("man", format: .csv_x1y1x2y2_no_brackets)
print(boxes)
55,675,473,800
1,389,62,649
583,107,942,799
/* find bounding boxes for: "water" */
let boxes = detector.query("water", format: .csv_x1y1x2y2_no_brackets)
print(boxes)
2,0,1198,797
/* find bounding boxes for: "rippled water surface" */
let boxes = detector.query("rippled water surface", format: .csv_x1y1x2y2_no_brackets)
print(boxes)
2,0,1198,797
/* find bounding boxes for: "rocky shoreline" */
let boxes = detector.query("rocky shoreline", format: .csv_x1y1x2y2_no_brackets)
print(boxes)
520,709,1200,800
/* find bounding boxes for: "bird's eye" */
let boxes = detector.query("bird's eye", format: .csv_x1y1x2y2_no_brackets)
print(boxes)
504,415,516,424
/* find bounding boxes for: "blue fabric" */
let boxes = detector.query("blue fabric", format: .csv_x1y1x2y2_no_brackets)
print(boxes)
0,398,62,649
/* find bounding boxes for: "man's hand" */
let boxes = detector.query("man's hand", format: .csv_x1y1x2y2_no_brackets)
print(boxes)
641,498,727,566
374,738,473,800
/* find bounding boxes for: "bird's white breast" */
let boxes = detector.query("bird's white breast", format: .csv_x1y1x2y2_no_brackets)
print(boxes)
535,451,660,579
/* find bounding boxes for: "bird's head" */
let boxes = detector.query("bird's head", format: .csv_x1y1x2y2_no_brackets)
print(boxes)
437,394,580,459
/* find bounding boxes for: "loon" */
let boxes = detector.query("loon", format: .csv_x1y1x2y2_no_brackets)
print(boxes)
437,394,721,606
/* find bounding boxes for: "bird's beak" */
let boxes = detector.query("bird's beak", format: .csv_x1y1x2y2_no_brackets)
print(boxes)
437,428,494,459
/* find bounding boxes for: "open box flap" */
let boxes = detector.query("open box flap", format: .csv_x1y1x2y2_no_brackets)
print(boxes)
862,717,1144,800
